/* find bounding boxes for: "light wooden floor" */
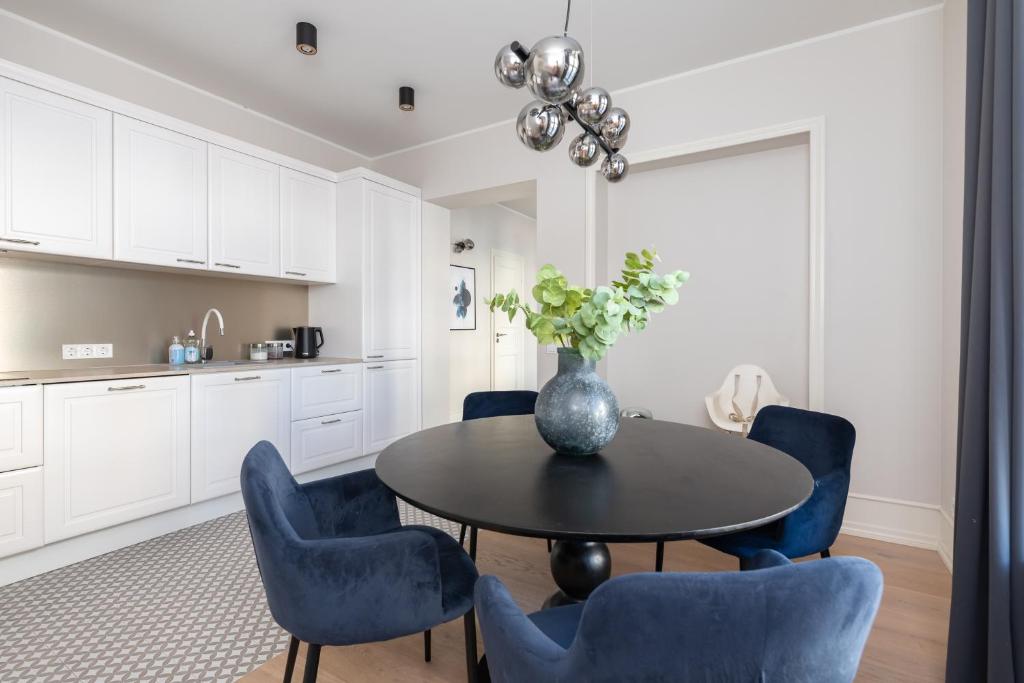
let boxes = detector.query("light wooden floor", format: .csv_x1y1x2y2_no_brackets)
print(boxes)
241,531,951,683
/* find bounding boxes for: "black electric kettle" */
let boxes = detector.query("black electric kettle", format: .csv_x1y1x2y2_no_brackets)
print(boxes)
293,326,324,358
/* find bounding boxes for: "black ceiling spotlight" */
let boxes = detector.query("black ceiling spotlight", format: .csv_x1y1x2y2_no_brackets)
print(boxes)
296,22,317,55
399,86,415,112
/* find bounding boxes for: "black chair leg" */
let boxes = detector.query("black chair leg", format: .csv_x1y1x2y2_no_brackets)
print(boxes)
546,538,552,553
655,541,665,572
464,609,479,683
302,644,321,683
469,526,478,562
282,635,300,683
424,629,431,662
820,548,831,559
459,523,467,546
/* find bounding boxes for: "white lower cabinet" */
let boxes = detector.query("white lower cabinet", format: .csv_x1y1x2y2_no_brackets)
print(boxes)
0,385,43,473
0,466,43,559
43,376,190,543
363,360,420,455
291,364,362,421
290,411,363,475
191,369,290,503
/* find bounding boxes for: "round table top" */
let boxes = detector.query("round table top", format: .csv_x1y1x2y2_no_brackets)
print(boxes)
376,415,814,543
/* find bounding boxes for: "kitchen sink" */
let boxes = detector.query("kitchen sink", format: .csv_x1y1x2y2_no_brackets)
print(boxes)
193,360,258,368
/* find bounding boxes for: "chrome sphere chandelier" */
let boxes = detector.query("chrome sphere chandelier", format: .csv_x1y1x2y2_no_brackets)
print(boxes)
494,0,630,182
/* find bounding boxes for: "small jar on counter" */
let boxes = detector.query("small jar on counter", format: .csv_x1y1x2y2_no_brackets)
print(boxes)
267,342,285,360
249,343,268,362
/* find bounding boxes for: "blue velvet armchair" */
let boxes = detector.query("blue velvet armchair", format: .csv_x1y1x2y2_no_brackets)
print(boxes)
700,405,857,568
241,441,480,682
476,550,883,683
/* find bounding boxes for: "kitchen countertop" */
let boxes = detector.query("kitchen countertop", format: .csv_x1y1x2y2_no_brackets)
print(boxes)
0,356,363,388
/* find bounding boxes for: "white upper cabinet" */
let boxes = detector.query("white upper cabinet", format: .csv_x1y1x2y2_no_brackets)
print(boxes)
363,181,421,360
281,168,336,283
0,77,112,259
113,115,208,269
208,145,280,277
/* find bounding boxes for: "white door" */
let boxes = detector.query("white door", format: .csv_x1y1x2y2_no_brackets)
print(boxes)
0,385,42,473
114,115,208,269
191,369,290,503
0,77,112,259
208,145,280,276
281,168,336,283
43,376,190,542
363,181,421,361
0,467,43,559
491,250,526,390
290,411,363,475
363,360,420,454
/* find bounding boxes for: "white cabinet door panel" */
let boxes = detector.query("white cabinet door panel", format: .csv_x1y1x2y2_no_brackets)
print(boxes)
0,466,43,559
43,376,190,542
281,168,335,283
0,385,42,473
0,77,112,258
363,360,420,454
114,115,208,269
290,411,362,475
191,369,290,502
208,145,280,276
291,364,362,421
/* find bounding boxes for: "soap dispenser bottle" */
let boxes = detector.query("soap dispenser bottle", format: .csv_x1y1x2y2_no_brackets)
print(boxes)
168,336,185,365
184,330,200,364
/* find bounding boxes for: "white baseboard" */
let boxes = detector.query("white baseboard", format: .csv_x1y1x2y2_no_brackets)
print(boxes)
937,508,954,572
840,492,943,551
0,454,377,588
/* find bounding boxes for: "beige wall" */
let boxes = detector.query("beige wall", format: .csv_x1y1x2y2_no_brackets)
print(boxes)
0,258,307,371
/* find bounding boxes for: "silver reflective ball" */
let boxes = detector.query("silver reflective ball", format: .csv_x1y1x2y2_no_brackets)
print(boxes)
600,107,630,147
574,86,611,125
525,35,585,104
494,43,527,89
516,100,566,152
601,153,629,182
568,133,601,167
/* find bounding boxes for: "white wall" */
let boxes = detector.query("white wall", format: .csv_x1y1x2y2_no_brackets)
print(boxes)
0,10,365,171
422,202,453,429
374,8,948,547
448,204,538,420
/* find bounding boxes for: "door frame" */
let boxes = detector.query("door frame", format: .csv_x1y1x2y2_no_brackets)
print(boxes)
490,248,526,390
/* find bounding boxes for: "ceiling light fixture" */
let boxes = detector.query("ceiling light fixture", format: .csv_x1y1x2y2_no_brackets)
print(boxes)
494,0,630,182
296,22,317,55
399,86,415,112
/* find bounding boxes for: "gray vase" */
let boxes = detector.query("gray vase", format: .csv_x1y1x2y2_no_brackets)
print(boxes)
534,348,620,455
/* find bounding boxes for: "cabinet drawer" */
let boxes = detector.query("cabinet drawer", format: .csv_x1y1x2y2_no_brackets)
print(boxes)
0,466,43,559
290,411,363,476
291,364,362,420
0,385,42,473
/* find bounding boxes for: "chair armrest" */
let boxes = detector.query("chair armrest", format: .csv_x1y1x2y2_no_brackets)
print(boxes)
475,576,567,682
746,549,792,570
300,468,401,537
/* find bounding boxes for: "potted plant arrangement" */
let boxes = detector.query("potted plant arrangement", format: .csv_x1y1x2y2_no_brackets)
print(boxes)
489,248,688,455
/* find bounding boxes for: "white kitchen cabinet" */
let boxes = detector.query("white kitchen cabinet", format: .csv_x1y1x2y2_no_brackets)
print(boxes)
362,181,421,361
290,411,363,476
291,364,362,421
363,360,420,454
191,369,290,503
281,168,336,283
43,376,190,542
208,145,280,277
0,385,42,473
0,466,43,559
113,115,208,269
0,76,112,259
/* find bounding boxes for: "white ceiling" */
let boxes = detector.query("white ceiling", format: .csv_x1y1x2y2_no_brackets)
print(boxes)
0,0,937,158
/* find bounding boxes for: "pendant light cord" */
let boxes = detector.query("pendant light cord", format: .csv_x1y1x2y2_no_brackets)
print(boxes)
563,0,572,35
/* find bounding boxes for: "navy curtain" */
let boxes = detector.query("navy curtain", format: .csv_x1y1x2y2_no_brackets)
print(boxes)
947,0,1024,680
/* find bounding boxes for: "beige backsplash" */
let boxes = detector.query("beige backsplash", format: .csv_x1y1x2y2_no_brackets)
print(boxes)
0,257,309,372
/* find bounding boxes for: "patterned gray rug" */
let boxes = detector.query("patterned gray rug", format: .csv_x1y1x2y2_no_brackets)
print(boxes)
0,502,460,682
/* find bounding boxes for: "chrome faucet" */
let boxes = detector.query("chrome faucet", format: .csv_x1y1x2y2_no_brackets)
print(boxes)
200,308,225,363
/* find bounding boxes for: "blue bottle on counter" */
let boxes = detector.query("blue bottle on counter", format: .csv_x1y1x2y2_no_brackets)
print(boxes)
168,336,185,365
184,330,201,364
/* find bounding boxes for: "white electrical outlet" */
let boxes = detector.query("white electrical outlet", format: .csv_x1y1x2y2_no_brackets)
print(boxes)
62,343,114,360
78,344,94,358
62,344,78,360
94,343,113,359
266,339,295,353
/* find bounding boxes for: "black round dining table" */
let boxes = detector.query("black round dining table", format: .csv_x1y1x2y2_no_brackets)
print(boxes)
376,414,813,605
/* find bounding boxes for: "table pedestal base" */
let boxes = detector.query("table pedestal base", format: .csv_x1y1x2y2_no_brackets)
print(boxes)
543,540,611,608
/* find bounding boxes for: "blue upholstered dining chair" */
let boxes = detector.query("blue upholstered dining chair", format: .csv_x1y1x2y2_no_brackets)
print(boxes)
240,441,480,683
699,405,856,569
459,391,543,550
476,550,883,683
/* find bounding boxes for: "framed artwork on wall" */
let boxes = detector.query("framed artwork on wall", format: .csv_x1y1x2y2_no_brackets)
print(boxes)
450,265,477,330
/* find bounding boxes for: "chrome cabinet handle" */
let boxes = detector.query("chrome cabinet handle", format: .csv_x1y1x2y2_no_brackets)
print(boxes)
177,258,206,265
108,384,145,392
214,262,241,269
321,418,342,425
321,368,342,374
366,355,384,359
285,271,307,277
366,365,384,370
234,375,261,382
0,237,41,246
